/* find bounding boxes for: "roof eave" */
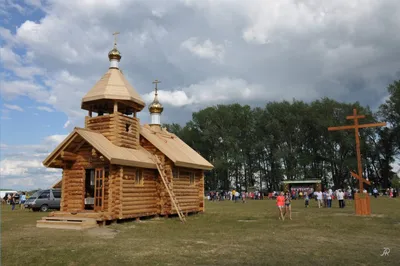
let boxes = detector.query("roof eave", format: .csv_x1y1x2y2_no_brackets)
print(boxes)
42,129,79,167
175,161,214,171
81,96,145,109
110,158,157,169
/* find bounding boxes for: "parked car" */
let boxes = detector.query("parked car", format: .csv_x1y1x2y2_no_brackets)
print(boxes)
24,188,62,212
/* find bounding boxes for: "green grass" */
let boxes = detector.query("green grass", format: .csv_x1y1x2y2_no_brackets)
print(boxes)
2,198,400,266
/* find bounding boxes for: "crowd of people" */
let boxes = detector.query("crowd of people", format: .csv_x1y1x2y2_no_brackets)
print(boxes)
2,192,26,210
207,190,264,202
206,186,398,223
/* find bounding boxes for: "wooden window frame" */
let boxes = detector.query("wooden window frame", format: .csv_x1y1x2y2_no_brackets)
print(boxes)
135,168,144,186
94,168,105,211
189,171,195,186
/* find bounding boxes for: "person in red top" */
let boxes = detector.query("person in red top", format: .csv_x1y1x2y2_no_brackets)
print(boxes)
276,191,285,221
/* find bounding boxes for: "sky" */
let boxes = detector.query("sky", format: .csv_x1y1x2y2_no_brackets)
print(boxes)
1,0,400,190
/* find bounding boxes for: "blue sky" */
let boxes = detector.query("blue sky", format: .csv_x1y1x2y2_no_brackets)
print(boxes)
1,0,400,190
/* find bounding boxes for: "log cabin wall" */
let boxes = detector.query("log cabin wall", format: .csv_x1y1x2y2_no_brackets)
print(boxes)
140,136,203,215
62,143,110,212
140,137,171,215
109,165,122,219
173,168,203,214
85,112,139,149
120,166,159,219
116,113,140,149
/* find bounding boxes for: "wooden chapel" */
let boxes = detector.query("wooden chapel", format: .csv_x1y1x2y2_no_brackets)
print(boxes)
38,35,213,228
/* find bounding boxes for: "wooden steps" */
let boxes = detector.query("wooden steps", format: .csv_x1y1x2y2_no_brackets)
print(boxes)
36,216,99,230
49,211,106,220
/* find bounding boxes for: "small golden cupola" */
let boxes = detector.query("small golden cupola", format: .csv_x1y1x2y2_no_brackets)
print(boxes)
108,31,121,69
149,79,164,126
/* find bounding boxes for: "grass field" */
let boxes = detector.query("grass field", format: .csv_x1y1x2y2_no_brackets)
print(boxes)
1,198,400,266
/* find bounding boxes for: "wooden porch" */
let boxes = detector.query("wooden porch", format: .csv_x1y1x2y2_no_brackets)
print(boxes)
48,210,113,221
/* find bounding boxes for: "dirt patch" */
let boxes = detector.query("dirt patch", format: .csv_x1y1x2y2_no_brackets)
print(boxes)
238,219,257,222
87,227,120,239
369,214,385,218
333,213,353,216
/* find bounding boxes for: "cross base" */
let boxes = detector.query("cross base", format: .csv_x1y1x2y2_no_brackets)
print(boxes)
354,193,371,216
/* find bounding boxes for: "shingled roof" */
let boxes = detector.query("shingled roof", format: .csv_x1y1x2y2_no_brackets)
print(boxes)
43,127,156,169
81,68,145,111
140,125,214,170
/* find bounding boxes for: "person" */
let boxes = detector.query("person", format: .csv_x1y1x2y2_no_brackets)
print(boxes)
20,192,26,209
373,188,378,198
304,192,309,208
10,193,16,211
315,190,323,208
337,189,345,208
276,191,285,221
327,189,332,208
284,192,292,220
234,190,239,202
241,191,246,203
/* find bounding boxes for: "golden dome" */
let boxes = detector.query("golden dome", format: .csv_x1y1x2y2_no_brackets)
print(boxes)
108,47,122,61
108,47,121,61
149,94,163,114
109,32,122,61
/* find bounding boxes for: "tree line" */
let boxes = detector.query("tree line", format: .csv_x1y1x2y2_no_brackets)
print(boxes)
164,80,400,192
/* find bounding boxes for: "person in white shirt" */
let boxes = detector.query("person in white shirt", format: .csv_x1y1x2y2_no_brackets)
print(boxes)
234,191,239,202
327,189,332,208
337,189,345,208
315,190,323,208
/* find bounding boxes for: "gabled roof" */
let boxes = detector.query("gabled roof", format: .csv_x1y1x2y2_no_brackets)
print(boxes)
51,179,62,188
81,68,145,110
43,128,156,169
140,125,214,170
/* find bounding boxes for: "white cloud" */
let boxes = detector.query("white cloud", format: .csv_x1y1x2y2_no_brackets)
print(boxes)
181,37,225,62
24,0,43,9
0,80,50,101
37,106,54,112
4,104,24,112
43,134,68,146
0,159,42,176
0,46,45,79
0,133,67,190
0,0,399,127
63,120,71,128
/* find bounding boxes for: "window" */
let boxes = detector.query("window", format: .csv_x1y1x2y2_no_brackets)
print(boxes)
38,191,50,199
173,168,179,179
53,190,62,199
126,123,131,132
135,169,143,185
189,172,195,185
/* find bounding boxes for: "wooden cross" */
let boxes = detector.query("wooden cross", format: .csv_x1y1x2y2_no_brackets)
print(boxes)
328,108,386,192
152,79,161,95
113,31,120,46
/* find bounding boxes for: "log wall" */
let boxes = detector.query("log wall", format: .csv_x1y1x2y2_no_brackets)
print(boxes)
85,112,139,149
108,165,122,219
116,114,140,149
172,168,203,213
140,137,171,214
62,143,110,212
140,136,204,215
120,167,159,219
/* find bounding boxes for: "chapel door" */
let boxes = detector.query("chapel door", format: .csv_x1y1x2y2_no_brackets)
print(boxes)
94,168,105,211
